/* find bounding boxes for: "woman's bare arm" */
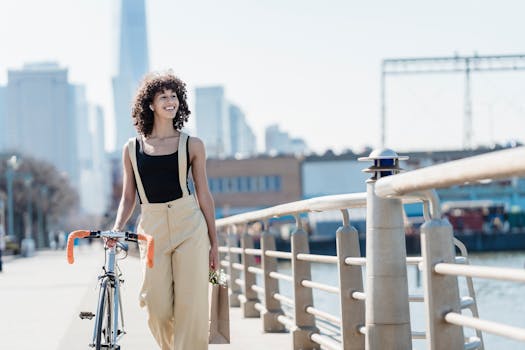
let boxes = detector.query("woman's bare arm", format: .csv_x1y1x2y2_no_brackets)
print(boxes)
112,144,137,231
190,137,218,269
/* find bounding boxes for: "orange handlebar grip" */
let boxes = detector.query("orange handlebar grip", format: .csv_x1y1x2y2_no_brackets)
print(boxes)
67,230,90,264
137,233,155,268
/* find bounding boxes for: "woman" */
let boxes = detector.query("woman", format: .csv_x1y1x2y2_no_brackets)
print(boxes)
112,71,218,349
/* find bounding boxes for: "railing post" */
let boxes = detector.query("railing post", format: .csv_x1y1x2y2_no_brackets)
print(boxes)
360,149,412,350
421,218,464,350
337,209,365,350
291,214,320,349
241,227,260,317
227,225,241,307
218,230,227,263
261,220,286,332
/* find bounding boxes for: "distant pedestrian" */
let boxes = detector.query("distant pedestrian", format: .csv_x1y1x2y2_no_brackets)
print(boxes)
57,230,66,250
112,71,218,349
48,231,57,250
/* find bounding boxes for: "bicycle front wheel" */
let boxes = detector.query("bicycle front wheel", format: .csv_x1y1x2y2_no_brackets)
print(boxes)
95,277,113,350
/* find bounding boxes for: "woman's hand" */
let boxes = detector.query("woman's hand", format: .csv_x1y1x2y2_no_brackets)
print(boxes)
209,243,219,271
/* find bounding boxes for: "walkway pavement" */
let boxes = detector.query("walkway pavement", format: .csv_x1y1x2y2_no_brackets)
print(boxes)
0,245,291,349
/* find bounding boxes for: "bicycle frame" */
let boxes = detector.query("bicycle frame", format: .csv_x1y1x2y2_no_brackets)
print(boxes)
91,239,126,347
67,230,154,350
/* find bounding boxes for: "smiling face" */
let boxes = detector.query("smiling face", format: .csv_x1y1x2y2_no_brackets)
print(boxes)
150,89,180,120
133,72,191,136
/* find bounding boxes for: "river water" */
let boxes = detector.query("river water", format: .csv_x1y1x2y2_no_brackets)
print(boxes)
273,251,525,350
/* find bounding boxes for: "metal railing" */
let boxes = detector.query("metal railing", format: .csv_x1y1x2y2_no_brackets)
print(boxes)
217,194,368,349
215,146,525,350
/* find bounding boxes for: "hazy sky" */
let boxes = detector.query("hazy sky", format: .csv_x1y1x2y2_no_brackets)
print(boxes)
1,0,524,153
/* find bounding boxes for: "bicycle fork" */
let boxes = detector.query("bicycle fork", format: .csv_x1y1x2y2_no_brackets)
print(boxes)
113,277,127,344
91,278,107,347
89,276,125,349
89,243,127,349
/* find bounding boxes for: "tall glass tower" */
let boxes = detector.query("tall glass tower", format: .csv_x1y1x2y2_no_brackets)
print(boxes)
113,0,149,151
195,86,231,158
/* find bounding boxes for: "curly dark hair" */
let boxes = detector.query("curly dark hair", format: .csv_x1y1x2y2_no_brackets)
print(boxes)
132,71,191,136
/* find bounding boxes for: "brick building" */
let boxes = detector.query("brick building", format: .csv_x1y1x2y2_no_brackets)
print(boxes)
206,156,302,217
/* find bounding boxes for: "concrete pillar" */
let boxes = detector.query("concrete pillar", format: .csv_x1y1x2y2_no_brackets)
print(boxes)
261,228,286,332
365,181,412,350
291,218,320,349
337,210,365,350
241,231,260,317
359,149,411,350
421,219,464,350
227,227,241,307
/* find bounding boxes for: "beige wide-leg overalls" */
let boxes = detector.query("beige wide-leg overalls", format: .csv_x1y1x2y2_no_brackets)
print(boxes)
128,133,210,350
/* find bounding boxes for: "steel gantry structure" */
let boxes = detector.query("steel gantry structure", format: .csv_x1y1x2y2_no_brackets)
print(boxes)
380,53,525,149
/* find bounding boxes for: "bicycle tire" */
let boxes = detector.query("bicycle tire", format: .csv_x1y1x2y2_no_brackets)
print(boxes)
95,277,113,350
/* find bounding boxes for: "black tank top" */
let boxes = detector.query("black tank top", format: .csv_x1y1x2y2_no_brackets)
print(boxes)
135,137,191,203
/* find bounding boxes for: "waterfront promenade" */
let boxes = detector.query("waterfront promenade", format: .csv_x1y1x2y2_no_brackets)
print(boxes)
2,147,525,350
0,246,291,349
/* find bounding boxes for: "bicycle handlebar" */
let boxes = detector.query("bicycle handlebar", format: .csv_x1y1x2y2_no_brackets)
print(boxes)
67,230,155,268
136,232,155,268
66,230,91,265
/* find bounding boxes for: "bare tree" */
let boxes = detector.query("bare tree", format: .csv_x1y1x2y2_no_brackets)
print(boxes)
0,153,79,240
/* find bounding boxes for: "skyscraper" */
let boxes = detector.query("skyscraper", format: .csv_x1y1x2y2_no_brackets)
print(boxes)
229,104,257,158
265,124,308,156
265,124,289,155
73,85,111,214
79,105,111,215
73,85,90,168
195,86,231,158
113,0,149,151
6,63,79,186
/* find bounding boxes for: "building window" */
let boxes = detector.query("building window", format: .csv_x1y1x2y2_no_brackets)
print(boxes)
217,177,227,193
273,175,282,192
245,176,253,192
230,177,240,193
262,175,282,192
249,176,258,192
210,175,282,193
257,176,266,192
222,177,229,193
239,176,249,192
209,178,222,193
265,175,272,191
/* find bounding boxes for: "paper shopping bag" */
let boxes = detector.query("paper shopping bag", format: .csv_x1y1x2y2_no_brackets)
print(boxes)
208,283,230,344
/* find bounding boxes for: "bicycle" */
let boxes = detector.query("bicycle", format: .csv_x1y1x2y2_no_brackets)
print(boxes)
67,230,154,350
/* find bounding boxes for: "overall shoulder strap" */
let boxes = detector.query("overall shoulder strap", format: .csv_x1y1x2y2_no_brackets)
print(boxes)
178,132,190,197
127,137,149,204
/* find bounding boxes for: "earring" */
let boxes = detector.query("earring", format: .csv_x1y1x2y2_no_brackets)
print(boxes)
149,105,154,111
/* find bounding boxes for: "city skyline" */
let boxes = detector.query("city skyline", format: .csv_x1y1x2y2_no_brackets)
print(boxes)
1,0,524,154
0,63,111,215
195,85,259,158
